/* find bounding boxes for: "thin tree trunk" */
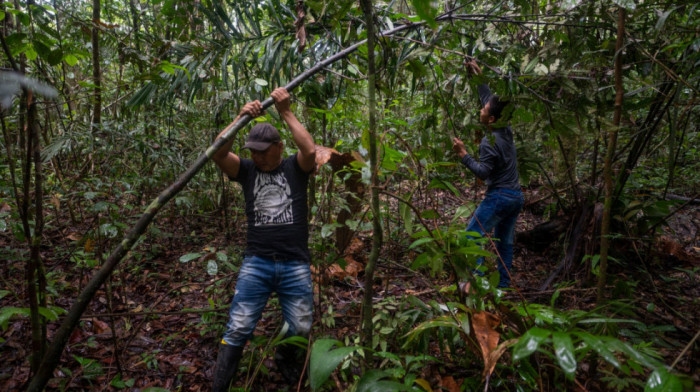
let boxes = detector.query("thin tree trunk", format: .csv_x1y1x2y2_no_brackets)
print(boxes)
91,0,101,132
359,0,383,354
27,17,454,391
27,91,47,373
598,7,625,304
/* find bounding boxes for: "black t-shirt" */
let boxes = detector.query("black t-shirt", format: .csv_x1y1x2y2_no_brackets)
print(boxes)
232,154,311,262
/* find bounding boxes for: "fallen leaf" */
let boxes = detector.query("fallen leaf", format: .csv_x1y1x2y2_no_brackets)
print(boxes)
92,318,112,335
471,310,501,379
67,232,82,241
438,375,460,392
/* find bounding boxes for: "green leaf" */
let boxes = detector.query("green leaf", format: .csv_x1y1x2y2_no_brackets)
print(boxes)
655,7,677,31
411,0,437,28
25,46,38,61
552,332,577,378
63,54,78,66
578,333,620,369
645,368,692,392
179,252,202,263
0,307,30,330
38,306,66,322
427,178,460,197
513,327,551,361
409,237,433,250
321,222,343,239
254,78,268,86
404,315,459,344
309,339,361,391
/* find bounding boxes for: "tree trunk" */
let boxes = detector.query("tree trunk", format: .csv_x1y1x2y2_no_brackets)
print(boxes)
91,0,101,132
598,7,625,304
359,0,382,354
27,91,47,373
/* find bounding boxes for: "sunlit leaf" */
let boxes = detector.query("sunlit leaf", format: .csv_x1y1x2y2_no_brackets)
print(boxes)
552,332,577,378
513,327,550,361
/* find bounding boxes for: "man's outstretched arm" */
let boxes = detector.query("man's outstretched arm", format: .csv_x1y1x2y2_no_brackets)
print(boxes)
271,88,316,173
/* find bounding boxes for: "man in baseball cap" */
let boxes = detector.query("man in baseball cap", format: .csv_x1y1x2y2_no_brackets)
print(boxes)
211,87,316,390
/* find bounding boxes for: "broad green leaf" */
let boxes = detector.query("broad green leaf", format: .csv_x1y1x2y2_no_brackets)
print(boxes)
254,78,268,86
25,46,38,61
512,327,551,361
309,339,360,391
552,332,576,378
179,252,202,263
63,54,78,66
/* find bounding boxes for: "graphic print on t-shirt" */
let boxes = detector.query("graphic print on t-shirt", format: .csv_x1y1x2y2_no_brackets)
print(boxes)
253,170,293,226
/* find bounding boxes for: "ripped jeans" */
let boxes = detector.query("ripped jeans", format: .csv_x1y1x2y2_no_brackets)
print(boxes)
221,255,313,347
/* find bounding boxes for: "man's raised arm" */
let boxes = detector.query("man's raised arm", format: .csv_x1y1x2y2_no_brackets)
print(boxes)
212,100,263,179
270,88,316,173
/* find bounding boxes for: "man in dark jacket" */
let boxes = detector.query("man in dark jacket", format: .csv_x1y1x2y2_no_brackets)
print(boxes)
211,87,316,391
452,60,523,289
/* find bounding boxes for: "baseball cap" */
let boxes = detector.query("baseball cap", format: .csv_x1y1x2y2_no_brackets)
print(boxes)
242,123,281,151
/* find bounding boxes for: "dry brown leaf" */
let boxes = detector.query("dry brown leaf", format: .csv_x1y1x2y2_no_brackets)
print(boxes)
67,232,82,241
326,256,364,280
472,310,501,379
92,318,112,335
484,338,518,379
0,202,10,213
345,237,365,257
438,375,460,392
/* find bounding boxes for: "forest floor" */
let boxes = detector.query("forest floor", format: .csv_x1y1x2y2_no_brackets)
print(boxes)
1,188,698,391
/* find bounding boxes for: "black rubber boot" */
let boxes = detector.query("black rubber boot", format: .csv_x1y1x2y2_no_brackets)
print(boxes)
274,343,306,386
212,344,243,392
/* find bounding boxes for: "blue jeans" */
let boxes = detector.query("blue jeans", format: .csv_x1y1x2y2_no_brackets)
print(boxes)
466,188,524,288
221,255,313,346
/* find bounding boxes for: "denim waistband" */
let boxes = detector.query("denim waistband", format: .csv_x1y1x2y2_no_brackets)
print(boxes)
487,187,522,196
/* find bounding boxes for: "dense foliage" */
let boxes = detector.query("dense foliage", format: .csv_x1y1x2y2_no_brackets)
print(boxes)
1,0,697,390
